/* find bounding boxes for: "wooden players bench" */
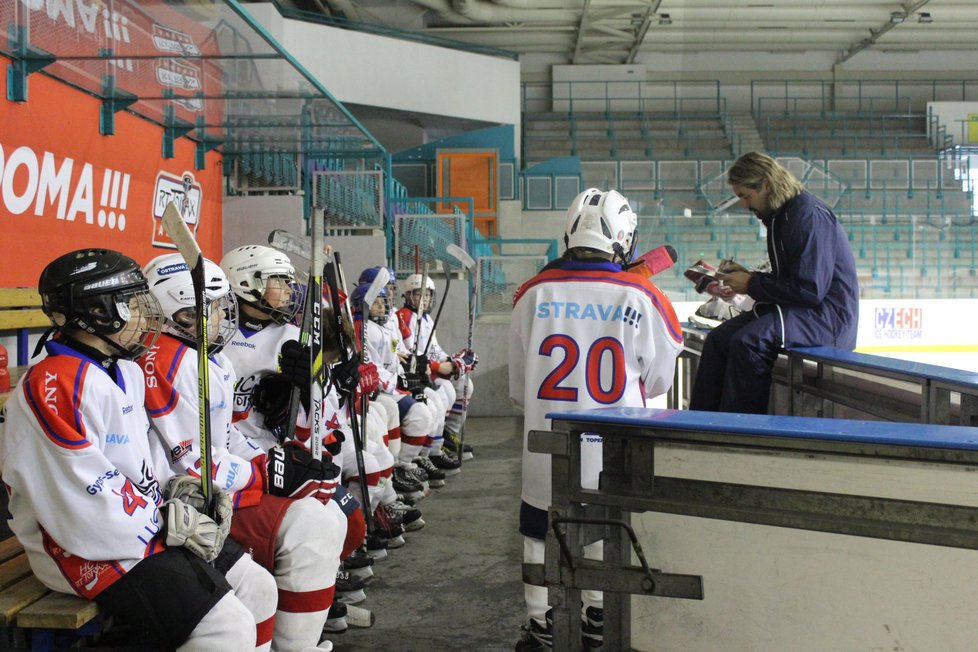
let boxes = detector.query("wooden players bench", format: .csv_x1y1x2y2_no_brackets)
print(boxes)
0,537,104,650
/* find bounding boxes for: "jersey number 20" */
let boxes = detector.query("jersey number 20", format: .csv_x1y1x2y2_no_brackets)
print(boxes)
537,334,625,403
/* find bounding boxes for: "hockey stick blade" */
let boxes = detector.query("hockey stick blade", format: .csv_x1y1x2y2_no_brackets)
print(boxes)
163,202,202,266
446,243,475,271
268,229,311,260
363,267,390,308
161,201,215,517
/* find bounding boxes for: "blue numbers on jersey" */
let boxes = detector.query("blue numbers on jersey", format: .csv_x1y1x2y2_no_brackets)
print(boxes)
536,334,626,404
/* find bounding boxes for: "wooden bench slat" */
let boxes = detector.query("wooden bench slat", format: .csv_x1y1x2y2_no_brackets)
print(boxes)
0,537,24,564
0,575,48,627
0,309,48,330
16,591,100,629
0,554,34,591
0,288,41,308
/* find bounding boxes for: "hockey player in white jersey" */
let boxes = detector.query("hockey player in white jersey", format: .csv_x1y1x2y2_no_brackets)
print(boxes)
355,275,438,481
509,189,684,650
219,245,369,562
349,281,426,535
397,273,478,463
140,254,345,651
356,267,435,498
0,249,276,650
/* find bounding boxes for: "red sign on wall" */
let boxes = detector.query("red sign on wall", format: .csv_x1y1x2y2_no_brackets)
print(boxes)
0,55,223,288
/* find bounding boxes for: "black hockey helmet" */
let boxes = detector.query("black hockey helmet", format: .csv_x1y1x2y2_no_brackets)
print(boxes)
38,249,164,358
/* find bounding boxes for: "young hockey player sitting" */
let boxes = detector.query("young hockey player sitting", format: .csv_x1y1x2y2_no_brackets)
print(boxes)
1,249,277,651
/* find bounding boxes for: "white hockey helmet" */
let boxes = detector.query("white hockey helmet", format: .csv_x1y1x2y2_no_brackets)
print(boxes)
143,253,238,353
402,273,437,314
564,188,638,264
220,245,301,324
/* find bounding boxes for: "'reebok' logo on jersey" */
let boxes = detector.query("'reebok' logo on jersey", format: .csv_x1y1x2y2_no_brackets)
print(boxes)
534,301,644,328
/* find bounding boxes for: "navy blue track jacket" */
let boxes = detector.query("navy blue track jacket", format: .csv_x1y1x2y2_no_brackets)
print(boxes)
747,190,859,349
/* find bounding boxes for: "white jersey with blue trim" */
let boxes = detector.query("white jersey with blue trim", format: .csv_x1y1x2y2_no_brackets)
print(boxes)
223,321,300,451
141,333,265,509
509,260,684,511
0,341,166,599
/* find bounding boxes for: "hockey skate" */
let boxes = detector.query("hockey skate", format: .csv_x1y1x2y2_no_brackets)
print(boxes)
384,500,425,532
412,456,447,486
515,609,552,651
335,569,367,605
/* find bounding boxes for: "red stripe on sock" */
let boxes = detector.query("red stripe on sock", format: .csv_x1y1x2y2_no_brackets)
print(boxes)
401,433,427,446
256,615,275,646
277,584,336,613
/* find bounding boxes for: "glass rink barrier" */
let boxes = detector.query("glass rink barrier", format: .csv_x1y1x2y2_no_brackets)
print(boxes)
529,407,978,651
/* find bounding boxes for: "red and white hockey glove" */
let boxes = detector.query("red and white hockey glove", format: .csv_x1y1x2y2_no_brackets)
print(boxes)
357,362,380,398
450,349,479,378
265,442,339,505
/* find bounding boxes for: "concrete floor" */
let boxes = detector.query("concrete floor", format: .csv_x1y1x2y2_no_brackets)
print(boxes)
331,415,528,652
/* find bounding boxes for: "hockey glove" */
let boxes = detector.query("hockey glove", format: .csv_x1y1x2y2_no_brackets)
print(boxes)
450,349,479,378
330,357,360,399
252,373,308,439
397,373,428,402
279,340,311,388
325,429,346,457
265,441,339,505
358,362,380,397
163,479,232,563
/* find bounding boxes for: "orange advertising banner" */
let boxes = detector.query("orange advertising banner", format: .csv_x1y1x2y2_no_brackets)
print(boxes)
0,56,223,288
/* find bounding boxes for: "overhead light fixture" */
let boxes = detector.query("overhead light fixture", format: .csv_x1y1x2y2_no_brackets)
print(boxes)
918,12,933,23
659,13,672,25
890,11,905,24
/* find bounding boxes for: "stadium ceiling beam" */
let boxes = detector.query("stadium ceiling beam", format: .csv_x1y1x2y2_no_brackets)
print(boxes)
836,0,931,65
571,0,592,64
626,0,661,64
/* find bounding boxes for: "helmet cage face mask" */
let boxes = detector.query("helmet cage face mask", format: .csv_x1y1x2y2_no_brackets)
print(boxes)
221,246,302,325
352,284,391,324
402,274,436,314
144,255,239,353
39,249,164,359
564,188,638,265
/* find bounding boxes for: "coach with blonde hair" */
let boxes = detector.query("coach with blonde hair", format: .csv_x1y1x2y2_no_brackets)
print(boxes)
689,151,859,414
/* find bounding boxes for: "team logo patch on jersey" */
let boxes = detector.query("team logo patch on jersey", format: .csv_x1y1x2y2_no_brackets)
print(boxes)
535,301,644,328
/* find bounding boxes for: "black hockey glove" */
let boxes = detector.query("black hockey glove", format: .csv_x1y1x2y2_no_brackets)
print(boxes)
265,441,340,505
404,353,429,377
279,340,311,388
330,356,360,399
397,373,428,402
252,373,309,440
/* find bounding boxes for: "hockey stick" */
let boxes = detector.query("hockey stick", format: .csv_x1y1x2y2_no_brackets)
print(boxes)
308,212,327,459
323,252,375,532
161,201,215,517
420,270,450,358
628,244,679,279
268,228,313,261
268,221,327,455
446,244,477,467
